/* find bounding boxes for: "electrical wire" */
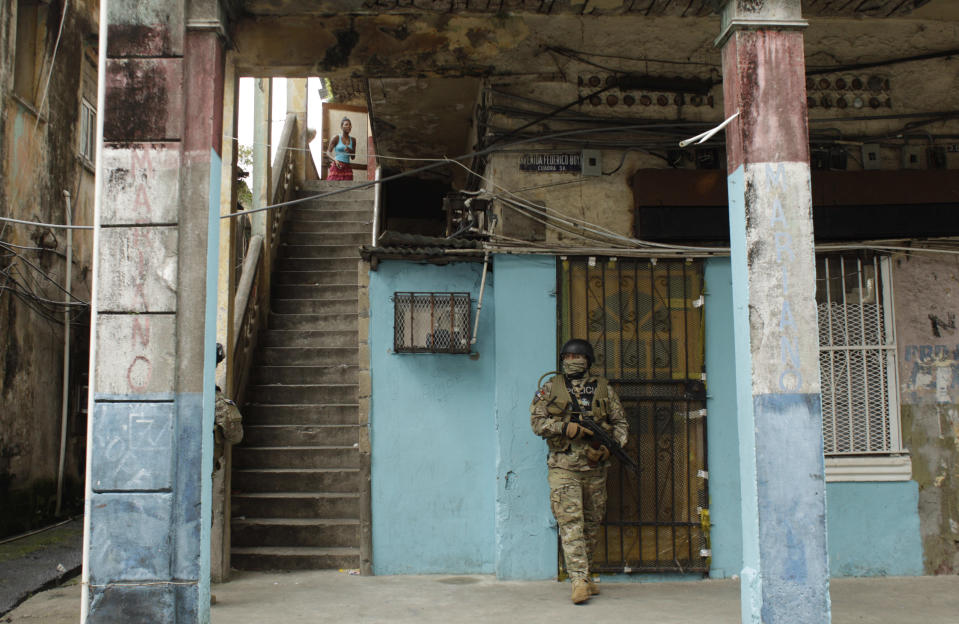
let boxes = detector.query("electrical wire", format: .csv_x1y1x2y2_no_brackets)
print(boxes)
221,122,718,221
0,243,89,304
0,215,92,230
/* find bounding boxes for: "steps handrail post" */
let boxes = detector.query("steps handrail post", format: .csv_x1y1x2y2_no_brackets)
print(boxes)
372,166,382,247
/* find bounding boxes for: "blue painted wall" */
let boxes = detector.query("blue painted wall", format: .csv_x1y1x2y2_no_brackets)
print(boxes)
369,261,496,574
704,258,744,579
492,255,557,580
826,482,923,577
368,255,923,579
703,258,923,580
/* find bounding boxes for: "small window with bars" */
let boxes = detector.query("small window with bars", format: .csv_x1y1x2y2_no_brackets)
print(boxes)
393,292,472,354
816,254,900,455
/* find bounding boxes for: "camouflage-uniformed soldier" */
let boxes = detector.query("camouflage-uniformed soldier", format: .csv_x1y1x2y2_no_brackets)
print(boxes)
531,339,628,605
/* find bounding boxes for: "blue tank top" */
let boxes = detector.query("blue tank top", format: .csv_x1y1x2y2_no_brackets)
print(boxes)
334,136,354,163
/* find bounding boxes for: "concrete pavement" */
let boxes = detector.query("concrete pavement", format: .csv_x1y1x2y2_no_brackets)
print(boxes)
0,518,83,616
4,571,959,623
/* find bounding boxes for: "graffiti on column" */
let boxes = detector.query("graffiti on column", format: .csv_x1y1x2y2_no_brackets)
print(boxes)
127,147,154,394
767,163,802,392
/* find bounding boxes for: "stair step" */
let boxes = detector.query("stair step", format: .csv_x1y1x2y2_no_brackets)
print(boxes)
271,299,356,314
273,284,358,300
287,208,372,221
261,329,357,348
231,546,360,571
243,403,358,425
256,346,358,366
279,244,361,259
253,365,358,385
299,181,374,200
233,468,360,493
232,492,360,519
277,257,358,272
286,220,370,233
269,312,356,331
231,518,359,548
243,424,358,446
285,232,368,246
247,384,358,405
274,270,357,285
233,446,360,469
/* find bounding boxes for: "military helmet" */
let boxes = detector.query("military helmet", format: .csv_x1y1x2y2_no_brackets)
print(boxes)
560,338,594,366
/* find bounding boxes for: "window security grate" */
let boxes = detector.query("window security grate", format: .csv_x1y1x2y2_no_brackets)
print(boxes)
393,292,471,354
817,255,900,455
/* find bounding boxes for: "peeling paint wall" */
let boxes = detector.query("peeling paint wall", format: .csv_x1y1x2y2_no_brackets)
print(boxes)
0,0,98,536
893,254,959,574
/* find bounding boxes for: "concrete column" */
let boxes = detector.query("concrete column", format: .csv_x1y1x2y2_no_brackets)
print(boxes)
82,0,224,620
211,52,238,585
216,53,239,397
286,78,308,184
716,2,830,623
251,78,272,276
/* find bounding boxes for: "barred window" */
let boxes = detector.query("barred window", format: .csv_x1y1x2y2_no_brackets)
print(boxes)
817,254,901,455
393,292,471,354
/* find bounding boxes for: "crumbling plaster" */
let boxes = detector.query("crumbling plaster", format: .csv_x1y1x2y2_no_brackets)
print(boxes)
893,254,959,574
0,0,98,533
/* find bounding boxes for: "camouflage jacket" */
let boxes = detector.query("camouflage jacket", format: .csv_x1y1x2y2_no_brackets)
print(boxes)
530,374,628,471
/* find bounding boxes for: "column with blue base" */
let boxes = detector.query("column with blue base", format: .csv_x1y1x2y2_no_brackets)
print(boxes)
715,1,831,622
82,1,225,621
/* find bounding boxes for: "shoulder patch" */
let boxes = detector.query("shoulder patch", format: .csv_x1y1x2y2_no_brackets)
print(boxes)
533,387,548,403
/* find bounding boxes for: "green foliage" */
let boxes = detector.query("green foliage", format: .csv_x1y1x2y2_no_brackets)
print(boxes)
237,144,254,170
237,180,253,208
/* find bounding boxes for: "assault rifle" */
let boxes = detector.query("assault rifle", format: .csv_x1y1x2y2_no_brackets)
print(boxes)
570,412,641,476
540,382,640,476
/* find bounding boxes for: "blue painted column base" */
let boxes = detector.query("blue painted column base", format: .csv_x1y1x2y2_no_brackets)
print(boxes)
754,393,830,623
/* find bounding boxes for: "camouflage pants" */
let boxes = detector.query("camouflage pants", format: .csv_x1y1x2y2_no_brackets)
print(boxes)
548,466,608,581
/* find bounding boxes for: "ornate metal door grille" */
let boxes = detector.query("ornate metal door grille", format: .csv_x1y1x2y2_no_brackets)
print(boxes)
558,257,709,574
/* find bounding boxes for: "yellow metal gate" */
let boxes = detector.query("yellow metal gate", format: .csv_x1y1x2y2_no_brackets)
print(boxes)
558,257,710,574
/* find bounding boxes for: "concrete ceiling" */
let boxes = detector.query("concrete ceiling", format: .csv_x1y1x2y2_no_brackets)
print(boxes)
231,0,955,178
239,0,939,18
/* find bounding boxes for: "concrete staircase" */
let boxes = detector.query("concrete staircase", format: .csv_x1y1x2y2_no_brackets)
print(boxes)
231,181,372,571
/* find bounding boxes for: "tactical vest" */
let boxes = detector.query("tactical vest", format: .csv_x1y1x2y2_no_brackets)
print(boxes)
544,374,610,453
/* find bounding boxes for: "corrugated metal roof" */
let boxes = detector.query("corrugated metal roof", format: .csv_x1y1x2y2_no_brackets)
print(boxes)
361,231,486,262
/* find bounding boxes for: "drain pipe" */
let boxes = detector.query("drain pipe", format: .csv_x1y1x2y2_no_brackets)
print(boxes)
55,190,72,517
470,251,490,346
371,166,382,247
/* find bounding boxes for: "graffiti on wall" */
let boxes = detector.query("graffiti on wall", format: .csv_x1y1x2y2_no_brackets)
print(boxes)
903,344,959,403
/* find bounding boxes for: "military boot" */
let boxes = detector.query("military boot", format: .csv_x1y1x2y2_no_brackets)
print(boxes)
571,579,590,604
586,577,600,595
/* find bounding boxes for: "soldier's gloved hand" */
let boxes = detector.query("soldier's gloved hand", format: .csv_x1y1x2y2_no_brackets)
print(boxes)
564,422,592,440
585,445,610,462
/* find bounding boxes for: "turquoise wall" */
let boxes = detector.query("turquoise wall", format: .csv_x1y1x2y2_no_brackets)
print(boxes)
492,255,557,579
369,255,923,579
704,258,744,579
826,482,923,576
703,258,923,579
369,261,496,574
